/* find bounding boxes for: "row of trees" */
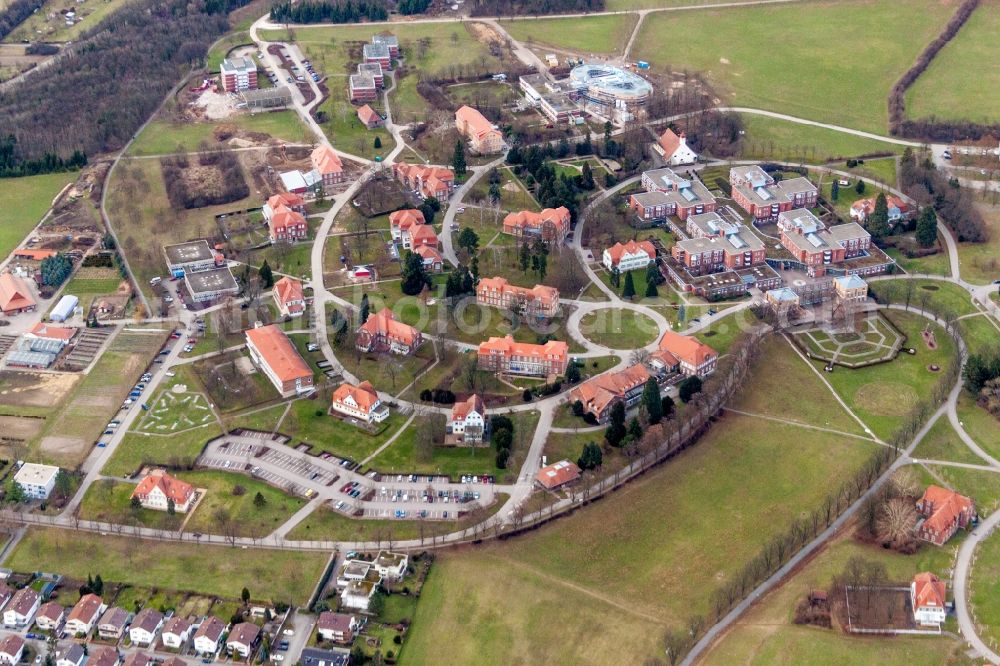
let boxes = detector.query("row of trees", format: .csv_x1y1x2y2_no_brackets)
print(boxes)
0,0,232,172
269,0,388,24
40,254,73,287
397,0,432,14
468,0,603,15
899,148,986,242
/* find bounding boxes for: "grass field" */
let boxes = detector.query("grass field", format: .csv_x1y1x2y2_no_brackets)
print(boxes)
869,279,978,317
911,415,984,465
692,307,759,354
971,530,1000,649
78,479,184,530
498,14,638,55
906,1,1000,125
957,314,1000,357
403,340,881,663
3,0,129,43
631,0,956,134
127,111,311,156
737,114,901,164
5,528,326,604
317,97,395,160
956,202,1000,285
178,470,307,538
955,392,1000,463
101,424,222,477
700,530,971,665
578,308,659,349
819,310,955,440
885,245,952,277
281,398,409,462
0,172,75,261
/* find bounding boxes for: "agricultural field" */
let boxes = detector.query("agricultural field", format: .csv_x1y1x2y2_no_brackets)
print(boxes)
631,0,956,134
0,172,76,261
737,114,902,164
905,1,1000,125
818,310,956,440
498,14,638,56
699,530,971,665
127,111,310,156
403,340,881,664
62,267,127,310
34,329,169,468
5,528,327,604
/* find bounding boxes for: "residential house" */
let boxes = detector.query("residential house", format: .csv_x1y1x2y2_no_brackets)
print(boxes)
656,128,697,166
34,601,64,632
55,644,85,666
635,168,716,221
0,273,36,315
3,588,39,628
316,612,358,644
245,324,315,398
0,584,12,613
131,469,195,513
408,224,439,250
65,593,105,637
371,34,399,58
98,606,130,641
477,336,569,377
373,551,408,581
448,394,487,444
356,308,423,355
161,616,192,648
220,57,257,93
336,560,373,589
729,166,818,221
569,363,652,423
834,274,868,304
392,163,455,201
362,42,390,70
226,622,260,659
476,277,560,318
193,616,226,656
349,73,377,103
340,580,378,612
916,485,977,545
502,207,571,243
0,634,24,665
357,62,383,88
263,201,308,243
12,462,60,500
331,381,389,424
603,239,656,273
850,194,911,224
414,245,444,273
122,654,151,666
455,105,505,154
536,460,580,490
87,647,119,666
311,145,345,189
389,209,426,249
129,608,163,647
273,276,306,318
911,572,947,627
657,330,717,377
357,104,383,129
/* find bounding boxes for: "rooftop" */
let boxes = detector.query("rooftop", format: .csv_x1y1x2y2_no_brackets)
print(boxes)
185,266,238,295
163,240,214,267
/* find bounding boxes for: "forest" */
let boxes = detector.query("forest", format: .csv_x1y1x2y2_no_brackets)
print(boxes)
269,0,388,24
0,0,236,175
468,0,604,15
0,0,46,41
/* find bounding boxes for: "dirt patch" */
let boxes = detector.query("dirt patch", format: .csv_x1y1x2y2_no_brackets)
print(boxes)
921,326,937,349
0,371,80,408
39,435,87,456
194,89,237,120
0,415,45,441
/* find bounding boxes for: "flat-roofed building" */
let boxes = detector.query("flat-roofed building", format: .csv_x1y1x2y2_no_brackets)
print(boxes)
163,240,222,277
184,266,239,303
362,42,391,70
634,168,716,221
730,166,818,221
13,462,59,500
357,62,383,88
371,34,399,58
220,57,257,92
349,73,377,102
245,324,315,397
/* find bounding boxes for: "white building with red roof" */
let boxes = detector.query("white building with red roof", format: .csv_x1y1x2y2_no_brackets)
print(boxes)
356,308,423,355
911,572,947,627
331,381,388,424
602,239,656,272
131,469,195,513
389,209,425,249
0,634,24,665
448,394,486,443
245,324,315,397
311,145,345,189
273,276,305,318
656,128,697,166
65,594,105,637
455,105,505,154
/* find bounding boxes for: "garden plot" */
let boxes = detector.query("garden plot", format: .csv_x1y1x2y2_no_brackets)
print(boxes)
136,384,215,433
791,311,905,368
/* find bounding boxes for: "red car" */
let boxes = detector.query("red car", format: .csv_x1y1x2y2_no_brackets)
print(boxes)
187,338,197,344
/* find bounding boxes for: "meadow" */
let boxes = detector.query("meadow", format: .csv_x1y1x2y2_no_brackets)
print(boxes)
0,172,76,261
737,114,902,164
127,111,310,156
498,14,638,56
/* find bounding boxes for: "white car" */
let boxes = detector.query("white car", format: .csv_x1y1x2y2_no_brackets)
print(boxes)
183,344,194,352
165,371,175,377
283,629,294,636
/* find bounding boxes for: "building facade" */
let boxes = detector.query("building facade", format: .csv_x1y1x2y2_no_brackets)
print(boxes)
245,325,315,397
502,207,571,243
477,336,568,377
455,105,505,154
475,277,560,318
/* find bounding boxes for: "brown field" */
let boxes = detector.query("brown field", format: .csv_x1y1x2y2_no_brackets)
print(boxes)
0,415,45,440
0,370,80,408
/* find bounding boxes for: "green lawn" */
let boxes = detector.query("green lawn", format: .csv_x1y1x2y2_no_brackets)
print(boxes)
737,114,901,164
578,308,659,349
885,246,952,277
630,0,956,134
956,392,1000,463
5,528,326,604
906,3,1000,125
693,307,759,355
700,530,971,665
818,310,956,440
956,202,1000,285
206,31,253,72
179,470,307,538
282,397,409,461
972,531,1000,650
101,424,222,478
499,14,638,56
222,403,290,433
869,279,978,317
317,97,395,160
78,479,184,530
911,415,984,465
957,314,1000,357
0,172,76,261
127,111,311,156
